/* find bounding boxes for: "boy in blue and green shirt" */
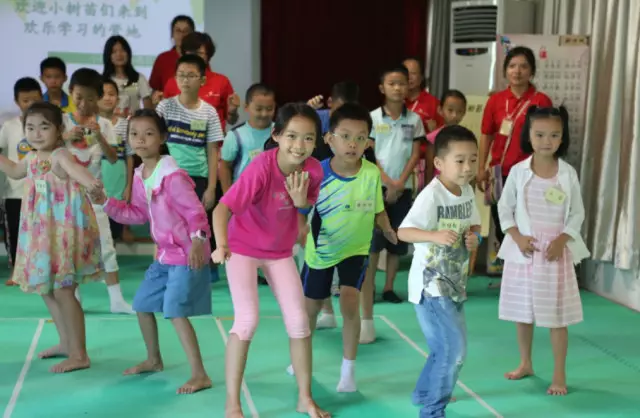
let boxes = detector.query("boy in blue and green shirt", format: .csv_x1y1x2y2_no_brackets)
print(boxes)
299,103,396,393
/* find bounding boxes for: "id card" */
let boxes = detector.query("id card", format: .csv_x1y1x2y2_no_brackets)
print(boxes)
376,124,390,134
499,119,514,136
545,186,566,204
355,200,374,212
191,120,206,131
35,179,48,195
248,149,261,160
438,218,461,233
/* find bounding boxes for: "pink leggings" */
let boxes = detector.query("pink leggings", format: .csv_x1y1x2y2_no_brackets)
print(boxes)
226,253,310,341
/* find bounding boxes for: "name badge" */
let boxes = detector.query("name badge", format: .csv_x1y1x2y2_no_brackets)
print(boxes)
376,124,390,134
545,186,566,204
248,149,261,160
191,120,207,131
499,118,514,136
35,179,48,195
355,200,374,212
438,218,461,232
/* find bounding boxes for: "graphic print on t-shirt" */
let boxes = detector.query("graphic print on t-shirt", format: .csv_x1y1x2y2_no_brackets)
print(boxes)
17,138,32,160
423,199,475,302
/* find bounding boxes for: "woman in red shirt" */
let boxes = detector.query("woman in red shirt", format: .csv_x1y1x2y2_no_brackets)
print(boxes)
148,15,195,98
477,46,552,244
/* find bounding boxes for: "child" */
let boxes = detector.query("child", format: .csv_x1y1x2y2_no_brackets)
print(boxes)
219,83,276,193
0,78,42,286
497,106,589,396
40,57,75,113
156,54,223,279
98,79,135,242
63,68,132,314
211,103,330,418
397,125,481,417
95,108,213,394
361,64,426,343
426,90,468,177
102,36,153,117
295,103,396,393
307,81,360,135
0,102,103,372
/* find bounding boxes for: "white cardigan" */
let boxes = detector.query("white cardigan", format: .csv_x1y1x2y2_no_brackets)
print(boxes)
497,157,591,265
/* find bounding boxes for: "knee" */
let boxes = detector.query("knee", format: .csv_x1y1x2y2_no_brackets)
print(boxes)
283,309,310,339
230,313,260,341
339,289,359,319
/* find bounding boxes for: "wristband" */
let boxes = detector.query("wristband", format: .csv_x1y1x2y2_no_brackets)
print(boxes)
473,231,483,244
297,207,312,216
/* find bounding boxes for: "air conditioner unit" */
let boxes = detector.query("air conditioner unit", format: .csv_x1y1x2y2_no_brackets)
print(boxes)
449,0,536,96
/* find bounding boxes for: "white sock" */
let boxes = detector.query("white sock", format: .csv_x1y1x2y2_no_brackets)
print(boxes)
107,284,134,314
316,312,337,329
337,358,357,392
286,364,295,376
359,319,376,344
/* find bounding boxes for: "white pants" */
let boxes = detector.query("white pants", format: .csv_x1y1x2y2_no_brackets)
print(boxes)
93,204,119,273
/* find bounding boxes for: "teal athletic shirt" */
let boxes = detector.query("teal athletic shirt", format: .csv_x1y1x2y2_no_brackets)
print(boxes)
304,158,384,269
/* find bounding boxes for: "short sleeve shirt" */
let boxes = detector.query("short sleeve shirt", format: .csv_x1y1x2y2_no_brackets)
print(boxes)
221,122,274,182
63,114,117,179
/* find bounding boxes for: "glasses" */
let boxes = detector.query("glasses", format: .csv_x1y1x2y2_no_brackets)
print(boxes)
176,73,200,81
331,132,369,143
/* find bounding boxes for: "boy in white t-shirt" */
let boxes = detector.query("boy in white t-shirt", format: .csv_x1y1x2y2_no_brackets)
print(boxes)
63,68,133,314
0,77,42,285
397,125,481,417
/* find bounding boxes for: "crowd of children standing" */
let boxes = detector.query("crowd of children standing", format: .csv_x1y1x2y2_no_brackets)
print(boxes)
0,14,590,418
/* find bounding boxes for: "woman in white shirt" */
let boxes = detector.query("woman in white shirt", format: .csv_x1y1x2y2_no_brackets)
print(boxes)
102,35,153,118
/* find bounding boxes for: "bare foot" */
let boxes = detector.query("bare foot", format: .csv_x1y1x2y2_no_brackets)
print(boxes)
225,406,245,418
176,375,212,394
38,345,67,359
547,377,568,396
123,359,164,375
297,398,331,418
49,356,90,373
504,365,534,380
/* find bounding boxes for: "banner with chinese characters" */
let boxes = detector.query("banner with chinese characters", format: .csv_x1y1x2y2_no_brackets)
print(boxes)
0,0,205,115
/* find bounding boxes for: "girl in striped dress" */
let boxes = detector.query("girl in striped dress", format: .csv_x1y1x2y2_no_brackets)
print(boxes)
496,106,590,396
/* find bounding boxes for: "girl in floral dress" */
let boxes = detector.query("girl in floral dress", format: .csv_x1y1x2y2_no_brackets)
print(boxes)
0,102,103,373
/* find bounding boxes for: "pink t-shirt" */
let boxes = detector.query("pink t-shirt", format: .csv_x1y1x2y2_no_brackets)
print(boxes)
427,126,444,176
220,148,323,259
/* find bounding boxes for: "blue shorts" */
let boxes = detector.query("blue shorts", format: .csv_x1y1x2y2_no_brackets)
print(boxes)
133,261,212,319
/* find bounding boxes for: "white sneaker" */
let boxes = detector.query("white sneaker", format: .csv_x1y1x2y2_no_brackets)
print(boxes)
316,312,337,329
110,301,135,315
286,364,294,376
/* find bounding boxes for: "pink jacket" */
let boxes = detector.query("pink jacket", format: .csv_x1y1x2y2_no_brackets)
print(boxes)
104,156,211,265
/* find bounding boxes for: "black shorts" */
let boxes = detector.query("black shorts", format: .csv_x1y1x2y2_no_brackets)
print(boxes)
301,255,369,300
371,188,412,255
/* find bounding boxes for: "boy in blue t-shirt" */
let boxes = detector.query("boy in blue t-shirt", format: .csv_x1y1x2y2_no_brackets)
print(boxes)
219,83,276,285
219,83,276,192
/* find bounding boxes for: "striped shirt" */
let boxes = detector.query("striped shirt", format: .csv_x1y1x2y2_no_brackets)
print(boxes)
156,96,224,178
110,117,133,160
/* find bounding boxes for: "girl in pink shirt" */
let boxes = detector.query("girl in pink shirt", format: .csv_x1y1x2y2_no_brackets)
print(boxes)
212,103,330,418
426,90,468,177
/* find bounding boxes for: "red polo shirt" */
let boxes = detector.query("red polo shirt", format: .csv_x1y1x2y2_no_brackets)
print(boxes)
405,90,443,156
481,85,552,176
163,69,234,130
149,48,180,92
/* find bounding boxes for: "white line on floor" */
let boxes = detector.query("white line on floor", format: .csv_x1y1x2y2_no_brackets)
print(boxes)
3,319,44,418
214,318,260,418
378,315,503,418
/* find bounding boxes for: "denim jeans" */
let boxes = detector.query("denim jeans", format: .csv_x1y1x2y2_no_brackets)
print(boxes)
412,295,467,418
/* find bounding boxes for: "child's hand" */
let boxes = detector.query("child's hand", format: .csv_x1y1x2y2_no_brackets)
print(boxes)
433,229,458,246
202,187,216,210
307,95,324,109
151,91,164,106
90,188,107,205
384,186,401,203
188,239,206,270
87,179,103,195
66,126,83,141
465,231,480,251
86,119,101,136
228,93,241,112
383,228,398,245
546,235,568,262
285,171,310,208
515,235,538,257
211,245,231,264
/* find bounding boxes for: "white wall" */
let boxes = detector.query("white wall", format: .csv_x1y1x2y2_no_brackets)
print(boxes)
204,0,261,126
582,261,640,312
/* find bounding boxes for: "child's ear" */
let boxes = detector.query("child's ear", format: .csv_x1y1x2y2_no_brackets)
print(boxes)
433,156,443,172
378,84,385,95
437,106,444,118
323,131,332,145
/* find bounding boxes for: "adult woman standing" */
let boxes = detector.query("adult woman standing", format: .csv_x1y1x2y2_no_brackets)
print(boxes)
148,15,195,101
477,46,552,246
